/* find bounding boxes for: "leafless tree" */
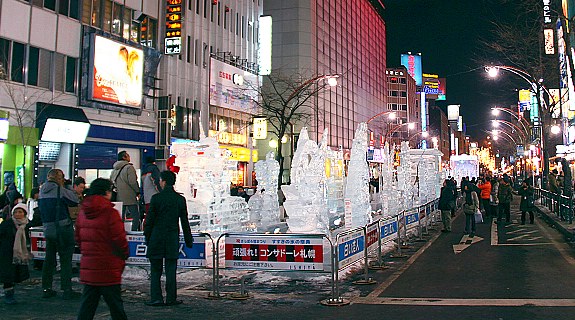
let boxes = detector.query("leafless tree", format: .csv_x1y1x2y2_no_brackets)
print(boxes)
249,70,338,187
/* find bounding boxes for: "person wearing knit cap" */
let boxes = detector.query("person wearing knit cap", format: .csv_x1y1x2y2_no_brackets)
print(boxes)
1,190,23,222
0,203,32,304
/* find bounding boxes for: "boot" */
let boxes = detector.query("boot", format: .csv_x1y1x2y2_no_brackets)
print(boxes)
4,288,16,305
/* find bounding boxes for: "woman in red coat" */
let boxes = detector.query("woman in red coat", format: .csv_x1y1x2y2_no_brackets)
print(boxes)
75,178,129,320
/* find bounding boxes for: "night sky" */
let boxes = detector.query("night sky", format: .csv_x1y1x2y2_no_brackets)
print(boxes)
384,0,520,140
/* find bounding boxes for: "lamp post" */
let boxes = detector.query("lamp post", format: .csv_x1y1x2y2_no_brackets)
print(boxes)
491,119,528,144
383,122,415,145
491,107,530,138
486,65,551,187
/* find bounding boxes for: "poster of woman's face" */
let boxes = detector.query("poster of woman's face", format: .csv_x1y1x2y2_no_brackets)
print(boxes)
4,171,14,187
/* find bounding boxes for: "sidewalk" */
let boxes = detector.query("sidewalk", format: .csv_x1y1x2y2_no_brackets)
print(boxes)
534,199,575,243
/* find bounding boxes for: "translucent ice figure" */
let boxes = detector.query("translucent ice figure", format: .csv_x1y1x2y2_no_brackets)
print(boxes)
248,152,280,230
344,123,371,228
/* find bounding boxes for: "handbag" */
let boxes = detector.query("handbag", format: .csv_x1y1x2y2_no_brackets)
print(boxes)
489,194,499,205
474,209,483,223
14,264,30,283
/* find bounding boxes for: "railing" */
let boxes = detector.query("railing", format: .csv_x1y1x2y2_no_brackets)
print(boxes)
29,198,442,306
534,188,573,224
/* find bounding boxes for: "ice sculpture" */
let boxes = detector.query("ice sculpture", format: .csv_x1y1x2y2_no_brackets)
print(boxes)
398,144,442,207
248,151,280,230
281,128,331,234
344,122,371,228
170,136,250,235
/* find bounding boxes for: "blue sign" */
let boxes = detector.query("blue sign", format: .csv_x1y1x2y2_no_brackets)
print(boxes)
405,212,419,226
381,221,398,239
338,236,364,261
401,53,423,86
126,234,206,268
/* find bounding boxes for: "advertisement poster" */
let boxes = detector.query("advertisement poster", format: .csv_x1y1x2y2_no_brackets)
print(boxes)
91,35,144,108
225,235,324,271
209,58,259,114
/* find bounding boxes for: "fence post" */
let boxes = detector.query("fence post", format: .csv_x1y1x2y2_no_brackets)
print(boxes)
369,219,388,270
391,213,407,258
353,226,376,285
321,236,350,306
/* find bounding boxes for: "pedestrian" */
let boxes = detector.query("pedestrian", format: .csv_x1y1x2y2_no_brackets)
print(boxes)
478,178,492,218
462,182,479,237
489,176,499,221
68,177,86,222
39,168,80,300
141,156,162,220
75,178,129,320
438,179,454,232
518,180,535,225
0,203,32,304
1,189,23,221
26,187,40,221
110,151,141,231
144,171,193,307
548,169,560,194
498,176,513,223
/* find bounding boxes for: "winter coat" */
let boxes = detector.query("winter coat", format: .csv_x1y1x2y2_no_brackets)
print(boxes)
439,186,455,211
490,181,499,205
0,219,17,283
144,185,193,260
498,182,513,204
518,185,535,211
38,181,79,223
110,161,140,206
463,191,479,215
548,173,560,194
141,163,161,205
75,195,128,286
478,181,492,200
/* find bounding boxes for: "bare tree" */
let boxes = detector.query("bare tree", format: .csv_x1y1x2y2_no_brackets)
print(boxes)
0,70,63,196
249,70,338,187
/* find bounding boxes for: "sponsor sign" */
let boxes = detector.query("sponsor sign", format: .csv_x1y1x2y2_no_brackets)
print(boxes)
337,230,365,269
404,209,419,227
30,230,206,268
90,35,144,108
366,221,380,253
380,219,398,240
209,58,259,114
253,118,268,139
165,0,183,54
224,235,324,271
544,29,555,55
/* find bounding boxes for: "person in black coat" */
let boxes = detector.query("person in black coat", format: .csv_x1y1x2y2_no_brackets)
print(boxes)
144,171,193,307
518,180,535,224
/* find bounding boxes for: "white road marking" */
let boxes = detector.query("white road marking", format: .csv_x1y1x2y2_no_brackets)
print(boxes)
491,220,498,246
535,219,575,267
352,297,575,307
453,235,483,254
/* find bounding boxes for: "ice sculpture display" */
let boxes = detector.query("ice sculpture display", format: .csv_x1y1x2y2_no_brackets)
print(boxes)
248,151,281,230
397,143,442,208
376,143,404,218
324,146,345,228
170,136,250,235
281,128,332,234
344,122,371,228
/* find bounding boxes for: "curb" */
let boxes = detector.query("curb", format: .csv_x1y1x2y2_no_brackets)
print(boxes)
534,204,575,242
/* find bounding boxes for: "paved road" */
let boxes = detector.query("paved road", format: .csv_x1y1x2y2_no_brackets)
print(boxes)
2,196,575,319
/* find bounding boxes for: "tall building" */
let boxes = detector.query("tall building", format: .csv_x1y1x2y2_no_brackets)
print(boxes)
0,0,162,193
429,106,450,162
263,0,387,151
385,66,419,146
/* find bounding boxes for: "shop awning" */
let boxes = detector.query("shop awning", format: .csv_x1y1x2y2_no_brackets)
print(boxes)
36,103,90,144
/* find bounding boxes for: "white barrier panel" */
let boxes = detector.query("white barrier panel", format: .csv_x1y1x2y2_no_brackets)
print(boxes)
30,229,207,269
224,235,325,271
404,209,419,229
365,221,380,253
380,218,399,241
337,229,365,270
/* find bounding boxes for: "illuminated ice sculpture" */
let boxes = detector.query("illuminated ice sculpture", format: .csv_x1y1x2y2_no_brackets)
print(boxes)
344,122,371,228
248,151,281,230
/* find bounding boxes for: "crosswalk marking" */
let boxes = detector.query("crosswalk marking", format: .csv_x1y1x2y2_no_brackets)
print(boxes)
352,297,575,306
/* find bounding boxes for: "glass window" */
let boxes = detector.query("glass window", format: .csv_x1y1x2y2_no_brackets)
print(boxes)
37,49,51,89
59,0,69,15
130,20,140,43
92,0,102,28
204,0,207,18
196,0,200,14
54,53,65,92
103,0,113,32
27,46,39,86
69,0,79,20
111,3,122,35
82,0,92,24
123,8,132,40
11,42,24,83
0,39,10,79
44,0,56,11
66,56,77,93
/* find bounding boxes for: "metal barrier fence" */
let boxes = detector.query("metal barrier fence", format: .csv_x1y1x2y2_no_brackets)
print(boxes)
535,188,573,224
29,198,440,305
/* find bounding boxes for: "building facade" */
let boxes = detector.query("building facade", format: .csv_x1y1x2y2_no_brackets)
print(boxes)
263,0,387,151
384,66,419,146
429,105,450,162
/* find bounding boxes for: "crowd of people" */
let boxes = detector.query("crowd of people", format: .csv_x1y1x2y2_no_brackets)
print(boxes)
439,173,536,237
0,151,194,320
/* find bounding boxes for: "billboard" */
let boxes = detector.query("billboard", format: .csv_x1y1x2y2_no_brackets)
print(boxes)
89,35,144,108
209,58,260,114
401,53,422,86
422,73,445,99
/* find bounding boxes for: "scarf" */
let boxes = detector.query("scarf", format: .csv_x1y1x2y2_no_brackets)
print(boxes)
11,215,31,265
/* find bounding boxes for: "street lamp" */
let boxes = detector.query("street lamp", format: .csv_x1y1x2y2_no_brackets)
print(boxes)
366,111,397,124
491,119,527,144
383,122,416,145
491,107,530,136
551,125,561,135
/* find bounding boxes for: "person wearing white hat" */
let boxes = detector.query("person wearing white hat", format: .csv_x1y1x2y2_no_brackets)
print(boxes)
0,203,32,304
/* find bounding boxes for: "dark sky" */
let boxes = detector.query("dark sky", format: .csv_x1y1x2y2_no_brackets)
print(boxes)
384,0,516,139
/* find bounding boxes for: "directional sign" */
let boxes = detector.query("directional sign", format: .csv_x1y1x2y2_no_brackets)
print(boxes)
453,234,484,254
